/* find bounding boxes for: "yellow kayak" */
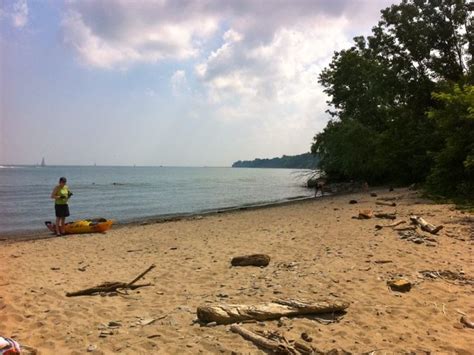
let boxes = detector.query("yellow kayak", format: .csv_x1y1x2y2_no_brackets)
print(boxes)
45,218,113,235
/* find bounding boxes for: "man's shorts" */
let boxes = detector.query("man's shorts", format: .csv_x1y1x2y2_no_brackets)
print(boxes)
55,204,70,218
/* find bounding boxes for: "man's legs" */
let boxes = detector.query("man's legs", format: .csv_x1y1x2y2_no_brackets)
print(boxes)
60,217,66,234
55,217,61,235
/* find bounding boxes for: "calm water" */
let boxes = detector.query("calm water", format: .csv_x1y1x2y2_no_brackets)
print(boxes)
0,166,313,235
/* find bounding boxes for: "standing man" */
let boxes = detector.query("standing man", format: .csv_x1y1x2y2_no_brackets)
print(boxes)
314,178,326,197
51,177,72,236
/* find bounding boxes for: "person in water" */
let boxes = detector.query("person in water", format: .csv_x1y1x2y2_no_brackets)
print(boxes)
51,177,72,236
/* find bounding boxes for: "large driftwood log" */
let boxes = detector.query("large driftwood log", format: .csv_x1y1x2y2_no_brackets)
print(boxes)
231,254,270,267
66,264,155,297
230,325,297,354
197,299,349,324
410,216,443,234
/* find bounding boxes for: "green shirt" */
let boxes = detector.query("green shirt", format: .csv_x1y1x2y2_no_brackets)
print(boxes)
55,185,70,205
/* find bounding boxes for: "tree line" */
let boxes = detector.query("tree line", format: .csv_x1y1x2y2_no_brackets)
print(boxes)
311,0,473,199
232,153,320,169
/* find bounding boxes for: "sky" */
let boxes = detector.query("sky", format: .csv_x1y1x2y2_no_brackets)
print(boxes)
0,0,397,167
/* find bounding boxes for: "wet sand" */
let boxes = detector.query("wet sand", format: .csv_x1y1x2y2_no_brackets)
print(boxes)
0,187,473,354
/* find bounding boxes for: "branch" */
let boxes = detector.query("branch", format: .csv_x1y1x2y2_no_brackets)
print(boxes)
230,325,298,354
127,264,156,286
66,264,155,297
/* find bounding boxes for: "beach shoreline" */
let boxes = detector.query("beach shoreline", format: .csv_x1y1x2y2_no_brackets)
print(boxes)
0,194,315,242
0,187,472,354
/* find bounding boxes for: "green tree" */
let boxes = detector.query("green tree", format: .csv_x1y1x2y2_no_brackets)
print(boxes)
426,84,474,198
312,0,473,189
312,119,382,181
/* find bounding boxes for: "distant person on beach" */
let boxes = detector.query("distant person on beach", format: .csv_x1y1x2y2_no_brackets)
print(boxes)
51,177,72,236
314,178,326,197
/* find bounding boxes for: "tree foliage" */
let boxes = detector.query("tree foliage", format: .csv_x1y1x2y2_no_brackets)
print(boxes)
312,0,473,197
426,84,474,198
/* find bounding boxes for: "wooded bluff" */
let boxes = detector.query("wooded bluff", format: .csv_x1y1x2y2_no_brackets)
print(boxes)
232,153,319,169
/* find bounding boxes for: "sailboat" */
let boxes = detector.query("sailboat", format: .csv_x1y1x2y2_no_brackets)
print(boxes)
40,157,46,167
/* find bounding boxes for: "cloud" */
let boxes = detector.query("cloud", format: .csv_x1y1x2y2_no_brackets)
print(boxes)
2,0,29,28
62,0,219,68
195,16,351,143
190,15,353,156
198,18,350,100
13,0,28,27
170,70,189,96
62,0,395,69
62,11,136,69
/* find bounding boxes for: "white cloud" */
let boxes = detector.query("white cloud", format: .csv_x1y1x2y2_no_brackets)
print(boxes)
192,15,354,155
197,17,351,116
6,0,29,28
170,70,189,96
62,0,395,69
62,11,136,69
61,0,219,68
223,29,243,43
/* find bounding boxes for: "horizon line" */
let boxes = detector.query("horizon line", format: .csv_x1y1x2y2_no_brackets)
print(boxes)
0,164,235,168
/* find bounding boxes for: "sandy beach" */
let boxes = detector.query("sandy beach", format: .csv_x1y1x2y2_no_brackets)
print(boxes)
0,187,473,354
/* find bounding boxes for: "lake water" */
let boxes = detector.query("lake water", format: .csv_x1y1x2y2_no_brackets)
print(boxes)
0,166,313,235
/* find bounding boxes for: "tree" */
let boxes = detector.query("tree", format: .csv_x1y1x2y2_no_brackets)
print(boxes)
426,84,474,198
312,0,473,190
312,119,383,182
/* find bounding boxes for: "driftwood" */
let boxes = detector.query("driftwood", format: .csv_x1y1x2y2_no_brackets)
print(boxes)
375,220,406,230
230,325,350,354
375,201,396,207
419,270,474,285
357,209,373,219
374,213,397,220
197,299,349,324
460,316,474,329
393,226,417,232
66,264,155,297
410,216,443,234
377,196,397,201
231,254,270,267
230,325,297,354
